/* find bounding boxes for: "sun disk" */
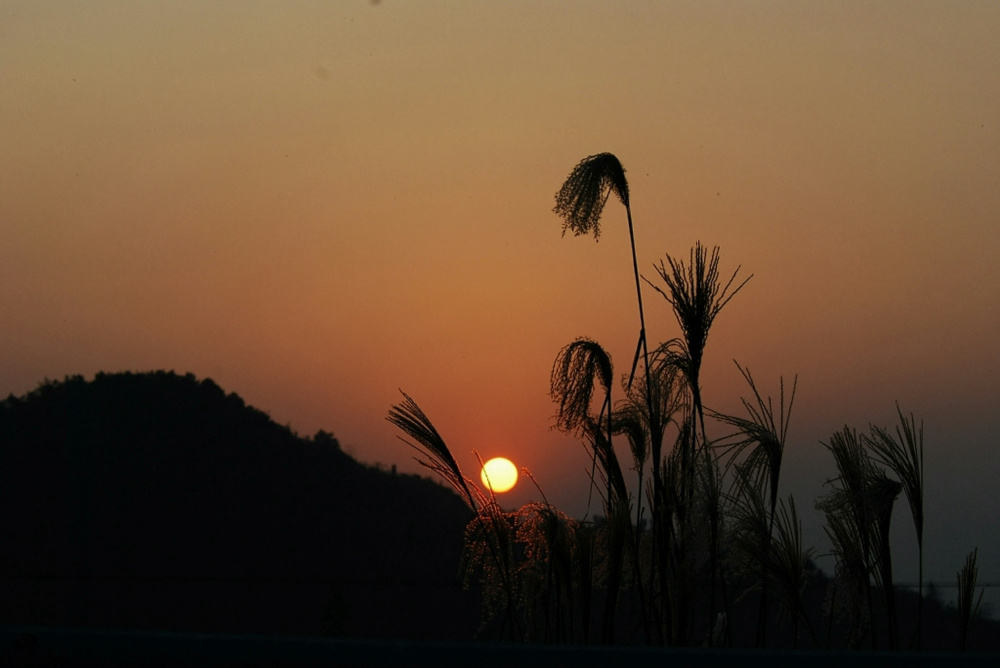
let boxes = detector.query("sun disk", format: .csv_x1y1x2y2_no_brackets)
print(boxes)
480,457,518,493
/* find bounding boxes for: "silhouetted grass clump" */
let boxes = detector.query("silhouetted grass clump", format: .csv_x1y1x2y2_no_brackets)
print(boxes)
390,152,993,651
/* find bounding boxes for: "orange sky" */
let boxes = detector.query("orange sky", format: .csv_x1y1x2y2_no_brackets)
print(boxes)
4,1,1000,600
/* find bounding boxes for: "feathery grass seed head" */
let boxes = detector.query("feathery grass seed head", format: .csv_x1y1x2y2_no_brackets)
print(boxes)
554,153,630,239
551,338,613,434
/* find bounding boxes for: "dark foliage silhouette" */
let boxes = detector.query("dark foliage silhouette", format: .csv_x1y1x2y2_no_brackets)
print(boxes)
0,371,477,638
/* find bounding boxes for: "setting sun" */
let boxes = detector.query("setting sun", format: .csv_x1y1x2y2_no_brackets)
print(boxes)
480,457,518,493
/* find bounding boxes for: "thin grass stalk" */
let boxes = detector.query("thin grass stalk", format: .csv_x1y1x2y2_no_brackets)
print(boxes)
726,463,771,639
868,405,924,649
649,244,749,645
555,155,663,644
698,441,725,646
957,547,984,651
819,425,904,650
867,472,902,650
770,497,820,648
822,506,870,649
825,577,837,649
585,405,633,644
576,523,595,643
652,426,687,645
552,152,655,452
712,365,796,648
614,355,687,644
818,427,879,648
611,405,653,643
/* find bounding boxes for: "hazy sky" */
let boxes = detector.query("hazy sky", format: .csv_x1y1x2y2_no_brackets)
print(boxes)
4,1,999,604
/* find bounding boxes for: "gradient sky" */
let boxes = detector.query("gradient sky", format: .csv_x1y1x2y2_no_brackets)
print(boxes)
4,1,1000,607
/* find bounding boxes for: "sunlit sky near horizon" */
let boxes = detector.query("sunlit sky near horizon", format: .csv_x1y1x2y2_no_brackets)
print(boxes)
4,1,1000,604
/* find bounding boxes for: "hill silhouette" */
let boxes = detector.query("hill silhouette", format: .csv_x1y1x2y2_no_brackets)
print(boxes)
0,371,478,638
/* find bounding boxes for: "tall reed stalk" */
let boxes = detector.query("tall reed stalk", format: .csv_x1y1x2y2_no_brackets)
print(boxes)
554,153,660,643
554,153,652,398
957,547,984,651
868,406,924,649
550,338,631,643
649,243,749,643
714,365,796,647
818,425,904,649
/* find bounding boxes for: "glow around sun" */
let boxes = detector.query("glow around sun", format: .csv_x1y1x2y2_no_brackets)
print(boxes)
480,457,518,493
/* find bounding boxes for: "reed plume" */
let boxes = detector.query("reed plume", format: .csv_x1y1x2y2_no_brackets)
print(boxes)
387,391,477,509
553,153,629,240
650,244,750,414
550,338,613,435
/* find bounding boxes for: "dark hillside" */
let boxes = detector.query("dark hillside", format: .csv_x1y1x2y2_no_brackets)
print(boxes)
0,371,477,638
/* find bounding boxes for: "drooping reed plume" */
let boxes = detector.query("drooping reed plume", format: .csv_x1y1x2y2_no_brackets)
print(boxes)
818,427,876,647
714,365,796,526
550,338,613,436
554,153,629,241
864,471,903,650
613,350,688,529
550,338,619,522
822,495,871,649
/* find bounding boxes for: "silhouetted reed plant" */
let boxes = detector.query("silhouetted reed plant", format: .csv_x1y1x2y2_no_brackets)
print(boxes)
387,152,983,651
958,548,984,651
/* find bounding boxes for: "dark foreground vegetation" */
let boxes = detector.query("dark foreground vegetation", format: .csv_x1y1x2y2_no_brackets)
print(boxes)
0,368,993,656
389,153,997,653
0,371,477,639
4,628,1000,668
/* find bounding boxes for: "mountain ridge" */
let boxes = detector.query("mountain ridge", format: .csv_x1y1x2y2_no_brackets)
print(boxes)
0,371,478,638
